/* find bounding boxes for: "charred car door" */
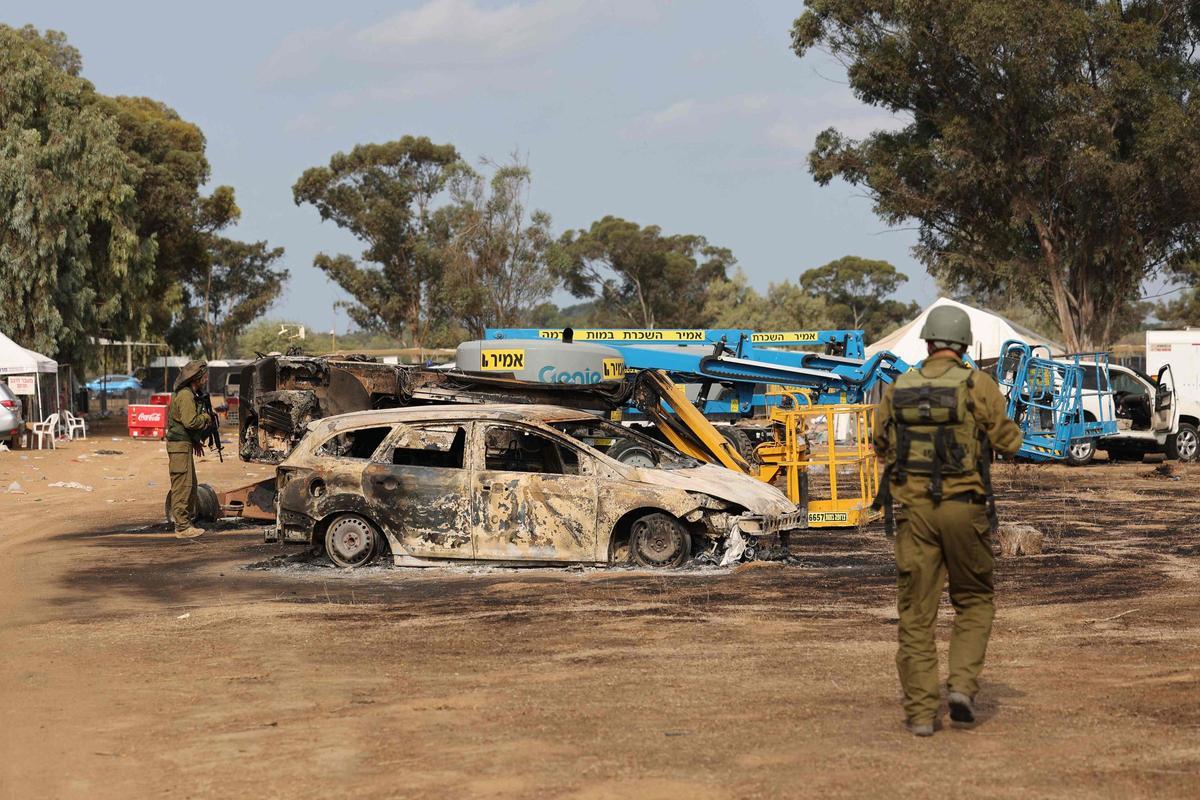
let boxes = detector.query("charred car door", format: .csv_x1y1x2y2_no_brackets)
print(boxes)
473,424,600,562
363,422,474,560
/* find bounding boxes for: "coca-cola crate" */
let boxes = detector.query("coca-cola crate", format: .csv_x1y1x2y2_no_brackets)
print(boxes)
128,404,168,439
150,392,172,406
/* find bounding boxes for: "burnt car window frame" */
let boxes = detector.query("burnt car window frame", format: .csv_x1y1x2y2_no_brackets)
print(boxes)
480,422,590,477
315,424,397,461
383,421,471,470
548,418,700,470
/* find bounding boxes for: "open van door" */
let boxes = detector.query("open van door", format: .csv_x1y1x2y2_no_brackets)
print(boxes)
1153,364,1178,439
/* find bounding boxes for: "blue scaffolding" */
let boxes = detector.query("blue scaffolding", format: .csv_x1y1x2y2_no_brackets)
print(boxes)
994,340,1118,462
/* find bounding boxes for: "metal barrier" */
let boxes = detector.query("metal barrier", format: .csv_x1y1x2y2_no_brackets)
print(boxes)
755,390,881,528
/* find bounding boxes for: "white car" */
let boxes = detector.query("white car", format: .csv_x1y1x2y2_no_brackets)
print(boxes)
1071,363,1198,464
0,380,25,440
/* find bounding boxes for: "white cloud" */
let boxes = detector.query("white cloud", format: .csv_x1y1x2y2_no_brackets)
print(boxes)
261,0,669,84
625,93,776,140
356,0,586,57
624,90,906,154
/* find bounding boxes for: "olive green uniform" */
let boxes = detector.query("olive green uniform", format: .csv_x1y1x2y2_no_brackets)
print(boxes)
874,355,1023,724
166,386,210,533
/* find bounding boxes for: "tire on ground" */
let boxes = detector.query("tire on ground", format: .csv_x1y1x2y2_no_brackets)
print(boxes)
162,483,221,524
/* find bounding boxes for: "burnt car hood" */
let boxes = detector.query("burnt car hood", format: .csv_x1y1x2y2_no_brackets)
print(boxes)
626,463,796,516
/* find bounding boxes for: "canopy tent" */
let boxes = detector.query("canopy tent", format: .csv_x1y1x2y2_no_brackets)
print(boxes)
0,331,60,422
867,297,1063,365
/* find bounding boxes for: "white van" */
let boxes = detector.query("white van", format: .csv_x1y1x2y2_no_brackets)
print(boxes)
1071,360,1197,464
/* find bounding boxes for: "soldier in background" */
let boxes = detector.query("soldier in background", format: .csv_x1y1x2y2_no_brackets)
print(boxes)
166,360,210,539
873,306,1023,736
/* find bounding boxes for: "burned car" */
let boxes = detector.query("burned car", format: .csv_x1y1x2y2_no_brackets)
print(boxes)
270,404,804,569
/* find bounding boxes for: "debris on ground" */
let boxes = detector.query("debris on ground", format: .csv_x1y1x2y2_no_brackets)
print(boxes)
94,449,124,456
1143,462,1181,481
1083,608,1139,625
731,559,787,575
998,523,1044,556
47,481,94,492
4,481,24,494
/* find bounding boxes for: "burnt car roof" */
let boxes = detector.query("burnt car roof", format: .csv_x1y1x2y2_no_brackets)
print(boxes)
307,403,598,434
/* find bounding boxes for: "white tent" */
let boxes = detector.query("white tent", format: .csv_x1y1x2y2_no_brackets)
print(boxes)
867,297,1062,365
0,331,59,421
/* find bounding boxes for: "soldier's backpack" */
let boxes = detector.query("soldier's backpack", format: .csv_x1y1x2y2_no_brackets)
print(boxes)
873,363,997,532
889,363,981,500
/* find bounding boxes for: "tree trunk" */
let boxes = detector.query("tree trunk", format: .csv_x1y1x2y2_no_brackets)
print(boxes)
1029,212,1084,353
409,295,422,349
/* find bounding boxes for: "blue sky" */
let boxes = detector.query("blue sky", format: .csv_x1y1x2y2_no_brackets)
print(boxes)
15,0,933,335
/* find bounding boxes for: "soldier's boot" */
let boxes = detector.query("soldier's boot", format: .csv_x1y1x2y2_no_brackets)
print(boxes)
175,526,205,539
948,691,976,723
906,719,934,737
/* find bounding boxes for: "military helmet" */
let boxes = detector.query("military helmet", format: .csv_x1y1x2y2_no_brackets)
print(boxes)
173,359,208,391
919,305,972,349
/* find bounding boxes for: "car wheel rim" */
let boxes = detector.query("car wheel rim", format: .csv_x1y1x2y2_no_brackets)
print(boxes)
1180,430,1198,460
632,518,684,566
616,448,656,468
328,517,374,566
1069,442,1093,460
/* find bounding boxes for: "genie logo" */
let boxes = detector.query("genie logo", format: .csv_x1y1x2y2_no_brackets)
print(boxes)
538,365,603,384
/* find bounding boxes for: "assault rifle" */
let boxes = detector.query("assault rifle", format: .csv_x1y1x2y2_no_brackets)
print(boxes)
195,391,224,462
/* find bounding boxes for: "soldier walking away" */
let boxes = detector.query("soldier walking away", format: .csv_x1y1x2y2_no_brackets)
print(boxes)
872,306,1023,736
167,360,211,539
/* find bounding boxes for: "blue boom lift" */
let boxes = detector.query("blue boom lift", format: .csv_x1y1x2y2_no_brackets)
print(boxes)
485,327,907,414
994,340,1118,463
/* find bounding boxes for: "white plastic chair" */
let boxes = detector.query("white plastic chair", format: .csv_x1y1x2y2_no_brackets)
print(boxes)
63,409,88,440
29,413,60,450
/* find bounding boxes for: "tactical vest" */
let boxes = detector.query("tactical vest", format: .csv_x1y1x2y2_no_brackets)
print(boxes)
166,387,199,444
887,363,981,503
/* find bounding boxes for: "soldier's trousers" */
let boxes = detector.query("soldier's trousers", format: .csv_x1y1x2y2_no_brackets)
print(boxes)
894,499,995,723
166,441,198,532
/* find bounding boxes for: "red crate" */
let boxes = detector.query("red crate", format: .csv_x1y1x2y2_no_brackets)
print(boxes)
128,404,168,439
150,392,172,406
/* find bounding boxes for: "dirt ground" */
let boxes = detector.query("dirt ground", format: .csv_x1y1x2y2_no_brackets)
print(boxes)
2,421,1199,799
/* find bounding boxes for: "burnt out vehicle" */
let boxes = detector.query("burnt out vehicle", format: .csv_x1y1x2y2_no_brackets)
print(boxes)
271,404,804,569
238,355,629,464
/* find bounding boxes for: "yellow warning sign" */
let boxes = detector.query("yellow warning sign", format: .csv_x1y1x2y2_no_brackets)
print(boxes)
602,358,626,379
480,349,525,371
